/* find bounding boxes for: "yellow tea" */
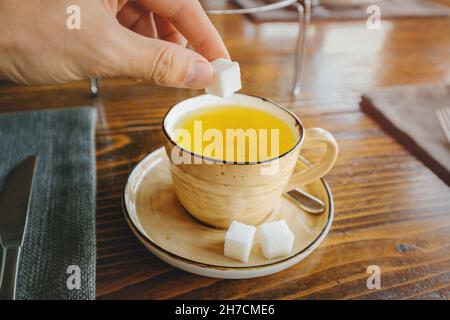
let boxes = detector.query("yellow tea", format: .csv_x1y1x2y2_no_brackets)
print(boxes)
173,105,297,162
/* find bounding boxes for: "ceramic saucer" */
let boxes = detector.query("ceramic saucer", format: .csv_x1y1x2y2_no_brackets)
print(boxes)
123,147,334,279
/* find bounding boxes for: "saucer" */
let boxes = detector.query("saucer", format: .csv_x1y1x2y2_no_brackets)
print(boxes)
123,147,334,279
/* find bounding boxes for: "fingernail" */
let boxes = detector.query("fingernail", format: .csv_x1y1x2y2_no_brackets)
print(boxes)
186,61,212,89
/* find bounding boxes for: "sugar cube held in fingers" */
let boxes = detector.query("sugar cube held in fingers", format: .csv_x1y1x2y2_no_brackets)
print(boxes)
205,58,242,98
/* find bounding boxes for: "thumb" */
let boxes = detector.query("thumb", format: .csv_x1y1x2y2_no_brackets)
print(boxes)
110,29,213,89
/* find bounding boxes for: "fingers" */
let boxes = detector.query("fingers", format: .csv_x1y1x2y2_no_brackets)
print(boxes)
116,1,142,28
117,0,129,11
117,2,158,38
138,0,229,61
104,0,128,14
110,27,212,89
117,3,185,44
132,12,158,38
154,14,187,47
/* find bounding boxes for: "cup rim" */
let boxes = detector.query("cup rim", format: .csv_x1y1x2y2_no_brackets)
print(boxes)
162,93,305,165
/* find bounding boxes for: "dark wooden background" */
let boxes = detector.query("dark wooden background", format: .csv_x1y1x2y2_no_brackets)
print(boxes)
1,6,449,299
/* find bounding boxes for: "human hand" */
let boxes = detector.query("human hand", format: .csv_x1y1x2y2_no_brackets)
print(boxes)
0,0,229,89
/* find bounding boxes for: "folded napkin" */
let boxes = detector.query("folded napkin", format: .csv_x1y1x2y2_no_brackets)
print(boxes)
360,83,450,186
234,0,450,22
0,107,97,300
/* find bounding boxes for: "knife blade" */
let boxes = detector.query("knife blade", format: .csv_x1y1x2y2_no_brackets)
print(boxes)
0,156,37,300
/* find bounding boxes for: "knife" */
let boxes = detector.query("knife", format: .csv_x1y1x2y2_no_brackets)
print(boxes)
0,156,37,300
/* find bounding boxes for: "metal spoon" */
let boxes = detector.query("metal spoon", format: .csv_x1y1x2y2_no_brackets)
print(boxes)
286,188,325,215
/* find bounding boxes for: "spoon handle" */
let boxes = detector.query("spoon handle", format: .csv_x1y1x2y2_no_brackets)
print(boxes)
286,188,326,215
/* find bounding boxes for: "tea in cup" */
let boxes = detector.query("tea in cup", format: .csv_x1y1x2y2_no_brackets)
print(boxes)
163,94,338,229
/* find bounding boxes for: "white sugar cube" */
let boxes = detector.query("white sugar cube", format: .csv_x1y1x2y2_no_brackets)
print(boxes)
258,220,295,259
224,221,256,263
205,58,242,98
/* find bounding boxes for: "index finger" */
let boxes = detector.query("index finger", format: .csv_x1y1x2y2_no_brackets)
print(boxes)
137,0,230,61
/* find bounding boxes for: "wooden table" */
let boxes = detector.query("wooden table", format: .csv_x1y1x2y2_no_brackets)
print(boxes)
1,10,449,300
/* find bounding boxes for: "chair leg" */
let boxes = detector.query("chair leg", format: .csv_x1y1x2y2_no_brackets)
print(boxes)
292,0,311,96
90,78,99,97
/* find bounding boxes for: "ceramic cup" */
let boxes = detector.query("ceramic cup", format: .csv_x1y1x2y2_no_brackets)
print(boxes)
162,94,338,229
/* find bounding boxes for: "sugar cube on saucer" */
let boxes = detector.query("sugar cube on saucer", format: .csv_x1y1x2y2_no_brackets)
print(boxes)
258,220,295,259
224,221,256,263
205,58,242,98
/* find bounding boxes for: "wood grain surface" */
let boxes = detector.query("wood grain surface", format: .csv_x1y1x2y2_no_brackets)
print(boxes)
1,10,450,300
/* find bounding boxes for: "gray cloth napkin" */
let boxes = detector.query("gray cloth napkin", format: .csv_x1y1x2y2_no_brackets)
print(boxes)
0,107,97,300
234,0,450,22
360,83,450,186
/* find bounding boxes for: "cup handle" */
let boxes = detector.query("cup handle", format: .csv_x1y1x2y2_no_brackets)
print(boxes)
284,128,338,192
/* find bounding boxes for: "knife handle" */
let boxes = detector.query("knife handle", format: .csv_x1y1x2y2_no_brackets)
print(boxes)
0,246,20,300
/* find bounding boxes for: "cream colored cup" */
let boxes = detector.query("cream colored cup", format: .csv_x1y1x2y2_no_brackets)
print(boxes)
163,94,338,229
